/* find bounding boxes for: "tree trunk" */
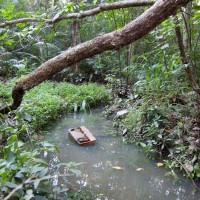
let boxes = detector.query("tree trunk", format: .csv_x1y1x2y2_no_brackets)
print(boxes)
173,15,200,95
183,1,192,48
174,13,200,125
0,0,191,114
72,20,81,46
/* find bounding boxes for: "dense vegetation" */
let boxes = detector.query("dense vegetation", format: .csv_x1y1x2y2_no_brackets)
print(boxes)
0,0,200,198
0,81,109,199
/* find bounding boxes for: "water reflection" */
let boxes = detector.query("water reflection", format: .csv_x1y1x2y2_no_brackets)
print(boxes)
43,109,200,200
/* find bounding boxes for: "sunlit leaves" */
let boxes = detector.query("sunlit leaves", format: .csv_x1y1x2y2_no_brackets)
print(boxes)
194,164,200,177
93,0,98,5
0,3,15,20
0,133,81,199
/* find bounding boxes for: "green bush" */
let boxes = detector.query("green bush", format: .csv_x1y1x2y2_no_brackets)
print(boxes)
15,81,110,131
0,134,82,199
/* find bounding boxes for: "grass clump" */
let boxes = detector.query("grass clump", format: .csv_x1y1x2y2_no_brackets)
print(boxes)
0,80,110,140
0,80,15,104
17,81,110,131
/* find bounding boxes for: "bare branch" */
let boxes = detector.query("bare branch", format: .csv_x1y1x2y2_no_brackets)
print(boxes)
0,0,156,28
0,0,191,114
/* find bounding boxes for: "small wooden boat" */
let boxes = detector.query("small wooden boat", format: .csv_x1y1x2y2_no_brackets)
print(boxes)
68,126,96,145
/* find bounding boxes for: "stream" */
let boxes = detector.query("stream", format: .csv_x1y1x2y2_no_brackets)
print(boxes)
41,109,200,200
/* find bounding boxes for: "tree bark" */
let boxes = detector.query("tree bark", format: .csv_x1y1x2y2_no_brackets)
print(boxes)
0,0,156,28
72,20,81,46
0,0,191,114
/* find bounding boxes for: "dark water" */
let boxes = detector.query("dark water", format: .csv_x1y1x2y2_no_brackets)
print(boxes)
41,109,200,200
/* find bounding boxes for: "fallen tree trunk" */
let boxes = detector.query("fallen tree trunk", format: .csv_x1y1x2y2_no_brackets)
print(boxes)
0,0,190,114
0,0,156,27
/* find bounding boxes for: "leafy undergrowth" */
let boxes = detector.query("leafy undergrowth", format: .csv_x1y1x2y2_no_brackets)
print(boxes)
105,91,200,180
19,81,110,131
1,81,110,136
0,80,110,199
0,80,15,106
0,134,83,200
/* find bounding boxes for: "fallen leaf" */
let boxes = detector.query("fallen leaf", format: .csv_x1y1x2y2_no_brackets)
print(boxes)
156,162,164,167
184,163,193,172
136,168,144,172
112,166,124,170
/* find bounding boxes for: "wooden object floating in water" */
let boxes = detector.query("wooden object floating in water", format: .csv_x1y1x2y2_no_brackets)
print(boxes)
68,126,96,145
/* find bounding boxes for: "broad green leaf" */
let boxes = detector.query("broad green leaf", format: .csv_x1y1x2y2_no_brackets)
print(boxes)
33,158,48,166
0,169,6,182
5,181,18,189
38,168,48,178
5,39,14,46
19,167,29,173
6,151,16,167
34,179,40,189
18,141,24,147
31,165,45,174
34,195,48,200
27,189,33,195
69,168,81,176
7,134,17,145
15,173,24,179
194,164,200,177
16,23,26,29
19,152,29,164
24,193,34,200
93,0,98,5
139,142,147,147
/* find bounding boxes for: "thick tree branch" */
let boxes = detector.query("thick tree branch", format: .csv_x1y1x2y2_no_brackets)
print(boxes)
0,0,156,28
0,0,190,114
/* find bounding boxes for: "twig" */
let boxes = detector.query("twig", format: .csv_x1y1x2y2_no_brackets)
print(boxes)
4,176,36,200
168,148,200,192
4,173,74,200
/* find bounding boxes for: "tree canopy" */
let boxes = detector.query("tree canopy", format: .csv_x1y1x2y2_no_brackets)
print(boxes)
0,0,192,113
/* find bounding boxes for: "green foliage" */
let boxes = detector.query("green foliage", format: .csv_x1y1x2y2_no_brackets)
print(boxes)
110,90,200,178
0,134,82,199
0,81,15,110
3,81,109,131
0,3,15,20
0,0,200,188
0,80,109,199
0,81,109,147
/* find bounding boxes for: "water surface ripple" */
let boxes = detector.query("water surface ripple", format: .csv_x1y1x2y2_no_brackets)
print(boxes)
43,109,200,200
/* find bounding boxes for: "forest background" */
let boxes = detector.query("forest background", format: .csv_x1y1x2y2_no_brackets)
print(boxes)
0,0,200,199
